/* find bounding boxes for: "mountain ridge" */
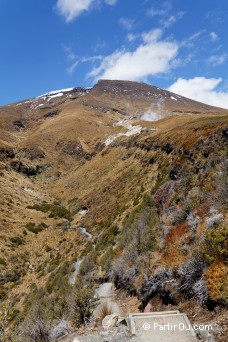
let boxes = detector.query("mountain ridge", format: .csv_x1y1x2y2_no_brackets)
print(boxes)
2,79,225,111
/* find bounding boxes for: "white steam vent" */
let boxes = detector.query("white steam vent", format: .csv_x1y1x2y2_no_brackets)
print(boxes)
140,99,170,122
141,109,162,121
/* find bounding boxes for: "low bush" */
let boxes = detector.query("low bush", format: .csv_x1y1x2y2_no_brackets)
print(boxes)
100,247,114,272
120,206,158,256
50,319,71,340
0,286,7,300
205,262,228,305
46,261,70,294
18,305,51,342
202,224,228,264
27,203,72,221
45,245,52,253
69,284,96,327
0,258,6,266
94,300,119,322
8,309,20,322
9,236,24,246
25,222,48,234
79,250,98,276
177,257,206,299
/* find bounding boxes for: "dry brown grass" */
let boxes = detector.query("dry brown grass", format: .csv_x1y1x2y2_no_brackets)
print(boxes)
93,300,120,322
0,80,227,324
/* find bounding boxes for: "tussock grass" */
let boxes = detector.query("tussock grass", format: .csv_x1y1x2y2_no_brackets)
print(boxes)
94,300,120,322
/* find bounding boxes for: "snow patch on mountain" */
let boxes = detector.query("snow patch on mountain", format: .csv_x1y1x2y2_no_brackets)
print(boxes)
37,88,74,98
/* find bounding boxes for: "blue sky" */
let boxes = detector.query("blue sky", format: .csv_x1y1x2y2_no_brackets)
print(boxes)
0,0,228,108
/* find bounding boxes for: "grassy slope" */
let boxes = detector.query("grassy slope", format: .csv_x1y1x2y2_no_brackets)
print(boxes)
0,86,227,339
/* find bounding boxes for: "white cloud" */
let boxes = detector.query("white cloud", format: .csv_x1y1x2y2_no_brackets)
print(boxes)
88,29,178,81
93,39,106,52
119,17,134,30
181,30,206,48
208,54,227,66
168,77,228,109
127,33,139,42
161,11,185,28
148,2,172,17
141,29,163,42
170,53,194,68
148,3,184,28
67,61,79,74
56,0,117,22
56,0,94,22
63,44,76,61
210,32,219,42
104,0,117,5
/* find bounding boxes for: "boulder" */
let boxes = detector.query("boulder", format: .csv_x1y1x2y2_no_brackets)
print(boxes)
50,319,71,339
102,314,118,330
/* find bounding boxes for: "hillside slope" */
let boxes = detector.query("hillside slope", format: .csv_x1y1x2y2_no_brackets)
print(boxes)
0,80,227,341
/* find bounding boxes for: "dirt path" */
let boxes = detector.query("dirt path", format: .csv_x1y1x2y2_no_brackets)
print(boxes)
61,284,199,342
95,283,115,298
69,259,83,285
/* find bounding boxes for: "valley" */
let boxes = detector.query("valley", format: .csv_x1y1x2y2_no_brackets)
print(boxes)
0,80,227,341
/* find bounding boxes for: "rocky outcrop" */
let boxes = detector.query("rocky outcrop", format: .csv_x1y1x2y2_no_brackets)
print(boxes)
102,314,118,330
13,120,26,129
0,148,15,160
43,109,59,118
10,160,43,176
154,181,174,213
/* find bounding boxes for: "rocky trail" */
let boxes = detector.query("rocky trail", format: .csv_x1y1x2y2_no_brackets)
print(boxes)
95,283,115,298
69,259,83,285
59,284,204,342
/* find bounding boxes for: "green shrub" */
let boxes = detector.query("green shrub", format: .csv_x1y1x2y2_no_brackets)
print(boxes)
100,247,114,272
70,284,96,327
26,222,48,234
79,254,96,276
45,245,52,252
46,261,71,294
38,270,45,278
38,222,48,229
0,258,6,266
94,224,120,251
202,224,228,264
27,203,72,221
25,222,35,230
120,206,158,256
8,309,20,322
27,203,50,212
10,236,24,246
48,206,72,220
0,286,7,300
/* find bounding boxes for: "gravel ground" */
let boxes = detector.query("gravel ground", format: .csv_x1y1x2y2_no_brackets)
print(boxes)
60,325,136,342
